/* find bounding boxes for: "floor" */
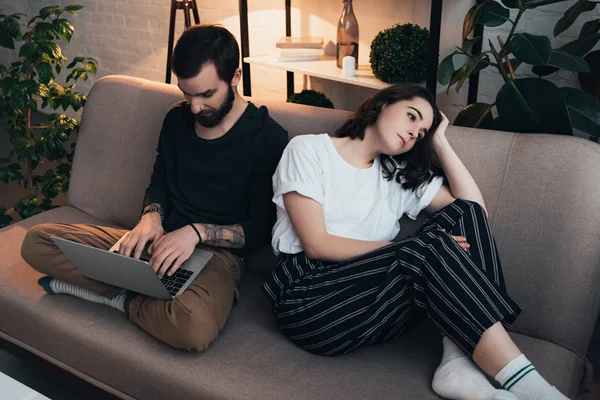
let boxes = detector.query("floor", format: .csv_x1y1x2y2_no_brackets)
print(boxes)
0,350,88,399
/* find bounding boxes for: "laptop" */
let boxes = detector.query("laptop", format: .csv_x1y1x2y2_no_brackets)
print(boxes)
51,236,213,300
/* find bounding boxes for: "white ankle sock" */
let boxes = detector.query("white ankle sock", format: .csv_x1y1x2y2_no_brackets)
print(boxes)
495,354,570,400
47,278,128,313
432,336,517,400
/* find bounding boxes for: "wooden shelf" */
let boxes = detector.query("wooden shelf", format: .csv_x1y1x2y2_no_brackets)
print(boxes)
244,55,446,94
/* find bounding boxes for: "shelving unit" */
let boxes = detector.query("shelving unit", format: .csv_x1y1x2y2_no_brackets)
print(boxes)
244,55,447,93
237,0,445,99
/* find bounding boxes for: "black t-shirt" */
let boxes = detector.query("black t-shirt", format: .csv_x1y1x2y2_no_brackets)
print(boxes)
143,101,289,257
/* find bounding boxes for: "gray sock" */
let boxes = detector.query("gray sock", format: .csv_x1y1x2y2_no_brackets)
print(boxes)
40,277,129,313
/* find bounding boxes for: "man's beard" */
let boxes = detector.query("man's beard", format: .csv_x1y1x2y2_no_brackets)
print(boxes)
194,86,235,128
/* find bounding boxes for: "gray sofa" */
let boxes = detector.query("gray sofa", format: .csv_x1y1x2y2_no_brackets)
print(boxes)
1,75,599,399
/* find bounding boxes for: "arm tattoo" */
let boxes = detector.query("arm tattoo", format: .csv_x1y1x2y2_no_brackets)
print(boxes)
200,224,245,249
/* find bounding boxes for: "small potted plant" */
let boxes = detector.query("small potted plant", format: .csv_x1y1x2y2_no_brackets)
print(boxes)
287,90,335,109
369,23,429,84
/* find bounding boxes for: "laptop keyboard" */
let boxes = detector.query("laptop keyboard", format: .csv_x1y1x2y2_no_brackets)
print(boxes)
160,268,194,296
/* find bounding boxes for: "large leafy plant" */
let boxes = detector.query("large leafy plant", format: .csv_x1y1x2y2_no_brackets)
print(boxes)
438,0,600,140
0,5,97,228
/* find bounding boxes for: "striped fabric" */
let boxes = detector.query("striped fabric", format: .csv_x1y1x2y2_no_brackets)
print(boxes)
262,199,521,356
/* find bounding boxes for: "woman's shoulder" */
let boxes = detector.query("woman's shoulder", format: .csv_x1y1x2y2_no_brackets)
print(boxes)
287,133,331,156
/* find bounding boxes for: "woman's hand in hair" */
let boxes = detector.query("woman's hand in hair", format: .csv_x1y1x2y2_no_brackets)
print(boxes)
431,111,450,151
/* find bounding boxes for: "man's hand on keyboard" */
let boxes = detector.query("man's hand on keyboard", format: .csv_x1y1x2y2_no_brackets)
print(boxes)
148,225,198,278
119,212,164,260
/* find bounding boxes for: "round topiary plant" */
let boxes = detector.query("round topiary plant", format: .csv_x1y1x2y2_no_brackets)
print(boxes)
287,90,334,109
370,23,429,84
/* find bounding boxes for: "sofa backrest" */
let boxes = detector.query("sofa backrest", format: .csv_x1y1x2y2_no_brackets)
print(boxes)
70,75,600,356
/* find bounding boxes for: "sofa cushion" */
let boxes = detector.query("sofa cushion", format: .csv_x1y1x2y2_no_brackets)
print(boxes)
0,207,588,399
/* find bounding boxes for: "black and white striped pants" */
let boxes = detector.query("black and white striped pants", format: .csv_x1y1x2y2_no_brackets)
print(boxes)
262,199,522,356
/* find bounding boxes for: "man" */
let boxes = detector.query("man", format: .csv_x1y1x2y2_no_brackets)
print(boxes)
20,25,289,351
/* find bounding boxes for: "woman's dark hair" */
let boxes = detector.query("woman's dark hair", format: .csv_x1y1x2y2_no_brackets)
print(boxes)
335,83,445,192
171,24,239,82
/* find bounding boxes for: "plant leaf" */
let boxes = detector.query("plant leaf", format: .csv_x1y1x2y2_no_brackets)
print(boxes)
39,6,61,20
37,83,51,98
554,0,596,37
457,55,490,92
559,32,600,56
579,19,600,40
561,87,600,137
501,0,521,8
463,3,483,38
525,0,574,8
510,33,552,65
545,50,590,72
438,51,458,85
446,69,464,94
18,42,38,58
36,62,54,84
33,22,54,40
461,36,482,54
0,207,13,228
65,5,84,12
454,102,495,129
477,1,511,28
85,61,97,74
66,56,84,69
532,65,558,76
578,50,600,98
496,78,571,134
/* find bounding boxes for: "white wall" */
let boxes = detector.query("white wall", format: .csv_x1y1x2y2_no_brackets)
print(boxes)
0,1,594,120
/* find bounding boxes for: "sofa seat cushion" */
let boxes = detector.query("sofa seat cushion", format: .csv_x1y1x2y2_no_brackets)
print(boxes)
0,207,587,399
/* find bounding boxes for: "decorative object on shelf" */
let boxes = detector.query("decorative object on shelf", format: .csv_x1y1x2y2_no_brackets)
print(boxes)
342,56,356,77
165,0,200,84
369,23,429,84
276,37,324,62
287,90,335,109
439,0,600,141
0,5,98,228
336,0,359,69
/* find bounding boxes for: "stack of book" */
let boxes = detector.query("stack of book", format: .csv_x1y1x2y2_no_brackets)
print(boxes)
275,36,324,62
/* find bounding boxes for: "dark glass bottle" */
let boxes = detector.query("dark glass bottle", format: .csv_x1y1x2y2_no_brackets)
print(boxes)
336,0,359,69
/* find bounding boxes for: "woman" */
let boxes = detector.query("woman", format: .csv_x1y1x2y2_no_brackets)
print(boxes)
263,84,569,400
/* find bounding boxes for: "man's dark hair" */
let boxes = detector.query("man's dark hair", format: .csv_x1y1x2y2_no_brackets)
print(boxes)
171,24,240,82
335,83,445,192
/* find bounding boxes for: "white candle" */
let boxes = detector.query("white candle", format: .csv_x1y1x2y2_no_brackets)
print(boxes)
342,56,355,77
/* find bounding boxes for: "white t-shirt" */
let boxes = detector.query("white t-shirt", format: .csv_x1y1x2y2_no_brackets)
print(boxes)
271,134,444,255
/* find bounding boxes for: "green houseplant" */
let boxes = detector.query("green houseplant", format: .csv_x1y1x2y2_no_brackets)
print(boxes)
370,23,429,84
287,90,335,109
0,5,97,228
438,0,600,139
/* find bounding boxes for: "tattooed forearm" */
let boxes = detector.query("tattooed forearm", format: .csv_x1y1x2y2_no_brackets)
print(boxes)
195,223,245,248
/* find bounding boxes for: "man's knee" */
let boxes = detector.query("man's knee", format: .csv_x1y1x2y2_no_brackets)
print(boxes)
168,309,220,351
21,223,55,271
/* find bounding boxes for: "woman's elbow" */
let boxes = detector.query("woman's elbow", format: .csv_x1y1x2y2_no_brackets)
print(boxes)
303,243,322,260
302,235,329,260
